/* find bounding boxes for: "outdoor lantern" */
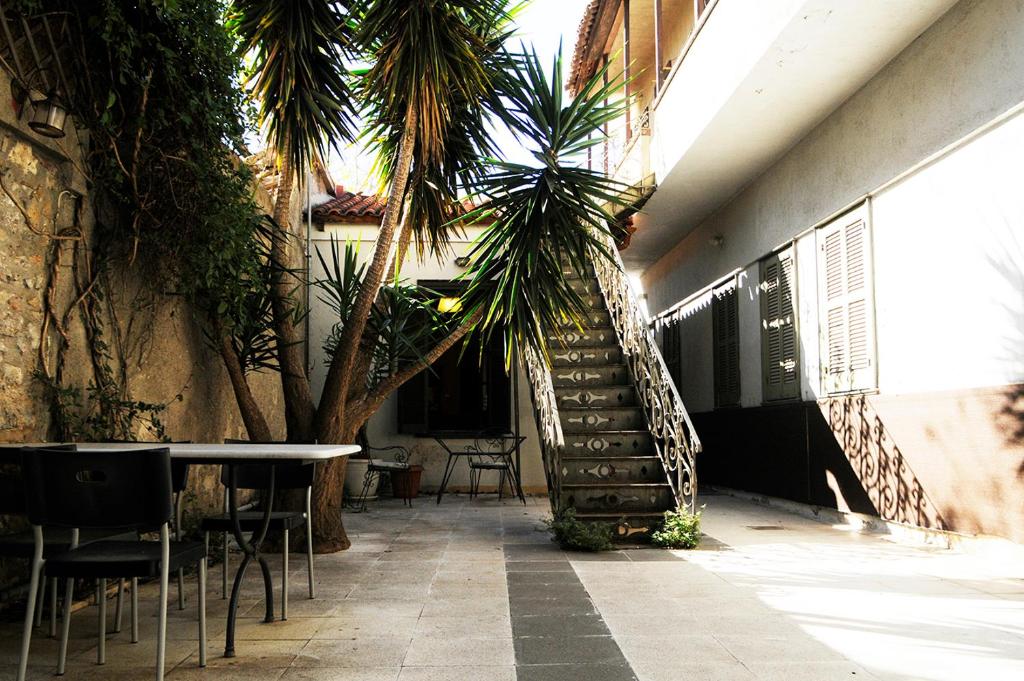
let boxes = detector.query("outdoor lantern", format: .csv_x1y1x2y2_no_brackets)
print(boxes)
437,297,462,314
28,91,68,139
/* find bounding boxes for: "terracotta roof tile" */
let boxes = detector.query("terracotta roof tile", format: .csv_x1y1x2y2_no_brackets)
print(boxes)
569,0,602,95
312,191,387,222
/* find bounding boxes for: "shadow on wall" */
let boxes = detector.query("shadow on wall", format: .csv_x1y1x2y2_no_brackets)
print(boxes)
817,395,947,532
986,226,1024,480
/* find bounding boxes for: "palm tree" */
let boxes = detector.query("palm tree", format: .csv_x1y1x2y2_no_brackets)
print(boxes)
223,0,627,552
227,0,359,443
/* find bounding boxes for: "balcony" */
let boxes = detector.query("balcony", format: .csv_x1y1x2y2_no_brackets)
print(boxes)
607,0,960,268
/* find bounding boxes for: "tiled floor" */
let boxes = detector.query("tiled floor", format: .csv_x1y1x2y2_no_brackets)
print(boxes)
1,493,1023,680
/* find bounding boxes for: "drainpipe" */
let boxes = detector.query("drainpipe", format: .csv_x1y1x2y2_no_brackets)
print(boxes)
305,169,312,376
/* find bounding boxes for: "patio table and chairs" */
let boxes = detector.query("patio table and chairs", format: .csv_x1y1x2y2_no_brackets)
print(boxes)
7,440,356,680
433,434,527,504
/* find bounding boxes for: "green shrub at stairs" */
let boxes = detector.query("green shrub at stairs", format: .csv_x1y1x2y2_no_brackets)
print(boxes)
651,507,704,549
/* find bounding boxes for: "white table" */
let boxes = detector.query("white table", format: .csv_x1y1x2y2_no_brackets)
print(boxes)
32,442,358,657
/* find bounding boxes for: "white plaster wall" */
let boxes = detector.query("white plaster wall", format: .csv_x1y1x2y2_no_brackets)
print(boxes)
643,0,1024,408
307,225,547,493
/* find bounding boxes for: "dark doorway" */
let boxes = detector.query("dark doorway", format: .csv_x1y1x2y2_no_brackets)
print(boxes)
396,281,511,436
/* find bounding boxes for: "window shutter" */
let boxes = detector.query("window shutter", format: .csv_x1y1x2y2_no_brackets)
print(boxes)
712,281,740,407
819,211,876,394
761,247,800,402
661,320,683,390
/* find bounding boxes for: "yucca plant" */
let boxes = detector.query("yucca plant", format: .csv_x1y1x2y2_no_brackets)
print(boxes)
218,1,629,551
462,46,629,362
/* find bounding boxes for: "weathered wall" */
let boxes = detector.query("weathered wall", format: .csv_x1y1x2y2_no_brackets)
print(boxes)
0,69,286,597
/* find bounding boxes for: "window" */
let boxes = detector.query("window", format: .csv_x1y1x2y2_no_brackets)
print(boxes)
396,282,511,435
712,280,740,407
661,318,683,390
818,207,877,394
760,246,800,402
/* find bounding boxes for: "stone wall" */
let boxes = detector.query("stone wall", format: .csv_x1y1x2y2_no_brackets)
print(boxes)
0,69,286,600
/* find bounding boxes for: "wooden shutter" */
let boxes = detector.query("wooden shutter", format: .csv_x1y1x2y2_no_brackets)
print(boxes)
661,320,683,390
819,210,876,394
712,281,740,407
761,247,800,402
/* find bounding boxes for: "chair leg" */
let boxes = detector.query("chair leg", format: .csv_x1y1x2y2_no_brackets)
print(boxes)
57,577,74,675
114,578,124,633
176,495,185,611
33,574,45,628
131,578,139,644
156,525,170,681
197,558,207,668
49,577,58,638
358,468,372,512
16,547,42,681
282,529,289,621
498,470,505,500
306,525,315,600
97,578,106,665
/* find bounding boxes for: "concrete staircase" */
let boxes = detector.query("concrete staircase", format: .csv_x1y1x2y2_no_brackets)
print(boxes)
544,273,676,538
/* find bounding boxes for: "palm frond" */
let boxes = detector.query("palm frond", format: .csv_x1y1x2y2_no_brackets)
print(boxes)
460,45,631,364
228,0,359,173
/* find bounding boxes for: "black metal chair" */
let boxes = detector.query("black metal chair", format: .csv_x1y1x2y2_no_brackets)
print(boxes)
352,431,410,512
16,447,207,681
0,444,136,645
200,440,315,619
467,436,526,502
101,441,192,613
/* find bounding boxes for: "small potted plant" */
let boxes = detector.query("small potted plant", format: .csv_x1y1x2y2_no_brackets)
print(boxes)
390,460,423,502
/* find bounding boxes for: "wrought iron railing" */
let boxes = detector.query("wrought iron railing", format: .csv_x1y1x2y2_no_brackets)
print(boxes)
519,340,565,510
590,232,701,511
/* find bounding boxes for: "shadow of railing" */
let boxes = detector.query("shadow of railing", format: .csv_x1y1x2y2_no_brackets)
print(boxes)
818,395,947,531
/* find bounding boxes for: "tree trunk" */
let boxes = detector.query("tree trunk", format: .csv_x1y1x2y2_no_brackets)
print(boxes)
218,332,274,441
317,109,418,439
270,136,316,442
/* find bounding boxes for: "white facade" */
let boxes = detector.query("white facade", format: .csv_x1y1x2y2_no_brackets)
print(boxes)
642,0,1024,406
307,224,547,494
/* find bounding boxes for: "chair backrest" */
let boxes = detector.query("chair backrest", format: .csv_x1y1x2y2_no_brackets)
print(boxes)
0,444,76,515
100,441,191,493
222,439,315,490
21,447,173,530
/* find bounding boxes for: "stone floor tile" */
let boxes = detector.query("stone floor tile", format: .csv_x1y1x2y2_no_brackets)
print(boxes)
279,667,401,681
515,662,637,681
293,638,412,668
413,615,513,638
514,634,627,665
314,616,420,639
403,636,514,666
511,613,610,638
396,665,516,681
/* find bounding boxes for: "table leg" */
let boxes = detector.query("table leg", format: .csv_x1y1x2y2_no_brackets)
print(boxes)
506,454,527,504
435,453,456,505
223,464,277,658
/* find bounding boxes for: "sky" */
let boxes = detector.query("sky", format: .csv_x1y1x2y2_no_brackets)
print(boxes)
327,0,592,195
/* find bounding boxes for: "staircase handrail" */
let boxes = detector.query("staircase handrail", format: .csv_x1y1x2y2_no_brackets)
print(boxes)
590,233,701,511
519,340,565,510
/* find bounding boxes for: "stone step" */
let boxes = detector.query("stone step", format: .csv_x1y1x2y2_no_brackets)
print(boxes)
554,386,637,409
546,327,616,347
560,456,664,484
560,407,646,432
550,365,630,387
574,512,670,541
551,310,611,328
562,430,653,455
559,483,675,513
550,346,622,367
568,279,601,295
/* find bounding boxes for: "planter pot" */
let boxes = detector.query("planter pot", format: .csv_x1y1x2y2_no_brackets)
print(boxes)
390,465,423,500
343,458,380,502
